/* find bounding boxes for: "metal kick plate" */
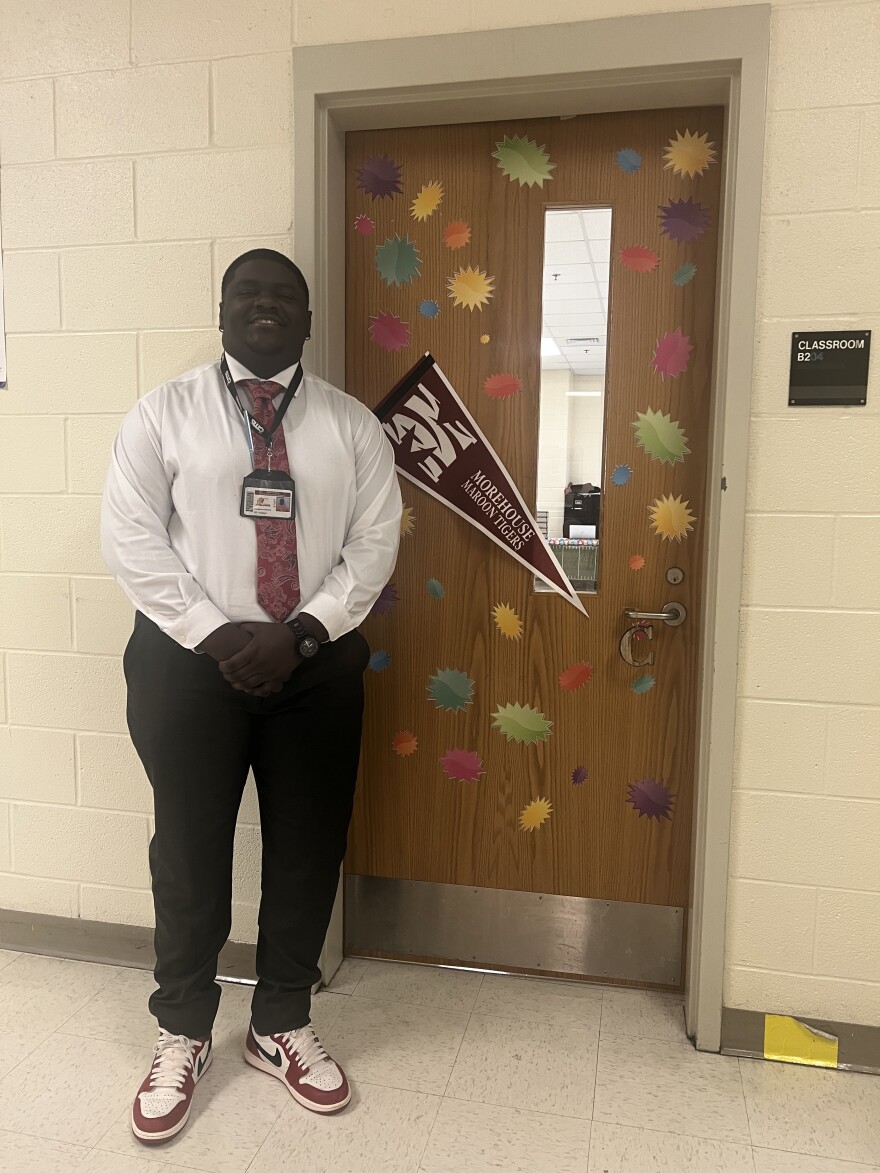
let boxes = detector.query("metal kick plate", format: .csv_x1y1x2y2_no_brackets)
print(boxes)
345,876,683,985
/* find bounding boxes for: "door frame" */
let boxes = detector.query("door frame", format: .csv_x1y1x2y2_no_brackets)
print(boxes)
293,4,770,1052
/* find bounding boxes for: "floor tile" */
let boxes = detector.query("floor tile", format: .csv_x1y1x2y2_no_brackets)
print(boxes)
600,988,687,1043
0,1032,41,1080
752,1148,880,1172
446,1012,597,1120
79,1148,172,1172
473,974,603,1030
0,952,19,973
587,1121,755,1171
324,957,368,995
248,1081,440,1173
421,1097,592,1172
0,1128,88,1173
353,960,484,1012
324,996,469,1096
593,1035,750,1144
97,1056,288,1173
740,1057,880,1165
0,1032,150,1147
0,953,119,1036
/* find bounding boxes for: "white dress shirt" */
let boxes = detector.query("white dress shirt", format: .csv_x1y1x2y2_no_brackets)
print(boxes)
101,354,402,649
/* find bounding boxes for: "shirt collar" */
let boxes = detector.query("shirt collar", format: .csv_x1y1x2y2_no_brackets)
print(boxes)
224,352,301,393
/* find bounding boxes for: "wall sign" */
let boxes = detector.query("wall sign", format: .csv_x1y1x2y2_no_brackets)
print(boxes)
789,331,871,406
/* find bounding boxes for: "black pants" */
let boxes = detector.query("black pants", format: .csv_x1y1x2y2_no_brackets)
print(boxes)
124,612,370,1038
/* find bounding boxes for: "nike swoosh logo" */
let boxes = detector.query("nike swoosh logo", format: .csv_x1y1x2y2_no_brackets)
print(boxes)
195,1039,211,1077
254,1036,283,1067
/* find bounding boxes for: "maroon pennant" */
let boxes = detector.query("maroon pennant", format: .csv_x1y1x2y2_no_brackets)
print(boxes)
374,354,587,614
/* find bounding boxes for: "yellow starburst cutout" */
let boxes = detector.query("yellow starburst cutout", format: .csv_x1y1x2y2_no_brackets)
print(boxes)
648,494,697,542
663,130,716,179
447,266,495,312
400,506,415,537
410,180,444,221
492,603,523,640
519,797,552,832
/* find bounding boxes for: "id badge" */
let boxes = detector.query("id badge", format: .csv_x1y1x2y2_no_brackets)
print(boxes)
240,470,296,520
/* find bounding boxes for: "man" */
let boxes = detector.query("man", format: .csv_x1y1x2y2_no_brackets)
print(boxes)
101,249,401,1143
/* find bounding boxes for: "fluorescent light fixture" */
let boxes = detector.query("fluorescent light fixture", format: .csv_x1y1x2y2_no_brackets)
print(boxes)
540,336,561,357
566,390,602,397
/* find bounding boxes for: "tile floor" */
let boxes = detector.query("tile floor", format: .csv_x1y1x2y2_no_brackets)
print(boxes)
0,947,878,1172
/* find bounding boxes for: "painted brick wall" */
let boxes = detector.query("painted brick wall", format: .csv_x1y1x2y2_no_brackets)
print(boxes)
0,0,877,1025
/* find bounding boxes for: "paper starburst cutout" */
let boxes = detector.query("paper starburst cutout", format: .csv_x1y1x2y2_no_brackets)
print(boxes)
673,261,697,286
442,220,471,250
492,703,552,745
632,408,690,465
411,180,444,221
480,334,491,344
627,777,674,821
492,603,523,640
629,554,646,571
559,662,593,692
427,578,445,599
659,197,710,243
419,298,440,319
400,506,415,537
631,673,656,694
440,748,484,783
611,464,632,486
375,234,421,287
648,494,697,543
392,731,418,757
448,266,495,312
483,373,521,400
615,148,642,173
428,668,475,713
663,130,716,178
651,328,693,380
492,135,556,188
571,765,588,787
519,796,552,831
369,311,411,352
620,245,659,273
371,583,399,616
356,155,403,200
368,650,390,672
354,214,375,236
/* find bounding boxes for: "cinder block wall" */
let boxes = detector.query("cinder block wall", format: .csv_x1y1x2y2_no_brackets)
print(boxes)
0,0,878,1025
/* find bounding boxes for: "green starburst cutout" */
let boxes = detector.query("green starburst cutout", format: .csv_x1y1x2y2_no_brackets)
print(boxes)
427,668,475,713
375,234,422,287
492,135,556,188
632,408,690,465
491,702,553,745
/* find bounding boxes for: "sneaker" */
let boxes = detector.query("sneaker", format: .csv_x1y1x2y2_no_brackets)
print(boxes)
131,1029,212,1143
244,1022,351,1113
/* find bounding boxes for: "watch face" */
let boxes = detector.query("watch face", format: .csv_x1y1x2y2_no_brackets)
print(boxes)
299,635,320,658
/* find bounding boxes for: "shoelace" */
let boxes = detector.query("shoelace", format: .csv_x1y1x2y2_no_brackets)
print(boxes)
282,1025,330,1071
148,1029,199,1091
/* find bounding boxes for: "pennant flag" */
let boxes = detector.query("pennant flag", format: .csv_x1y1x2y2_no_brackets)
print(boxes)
374,355,587,614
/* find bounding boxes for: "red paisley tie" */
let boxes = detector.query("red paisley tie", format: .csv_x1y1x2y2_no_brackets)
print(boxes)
241,379,301,621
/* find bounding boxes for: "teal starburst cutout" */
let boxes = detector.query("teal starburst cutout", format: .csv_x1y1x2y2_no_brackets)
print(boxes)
631,674,656,694
673,261,697,286
492,135,556,188
375,234,422,287
427,578,445,600
491,702,553,745
428,668,475,713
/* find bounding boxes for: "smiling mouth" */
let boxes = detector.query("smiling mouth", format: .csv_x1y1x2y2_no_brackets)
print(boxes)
250,317,284,327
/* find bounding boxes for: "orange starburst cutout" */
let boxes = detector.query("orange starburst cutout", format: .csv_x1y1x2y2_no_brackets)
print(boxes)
648,494,697,542
492,603,523,640
442,221,472,250
663,129,716,178
559,661,593,691
400,506,415,537
629,554,646,571
392,731,418,757
448,266,495,311
519,797,552,832
410,180,443,221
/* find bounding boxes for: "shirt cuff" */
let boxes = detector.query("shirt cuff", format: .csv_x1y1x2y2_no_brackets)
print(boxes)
297,593,351,643
162,599,233,651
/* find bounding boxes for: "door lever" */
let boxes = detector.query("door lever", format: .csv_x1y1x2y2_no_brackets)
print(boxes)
624,601,687,628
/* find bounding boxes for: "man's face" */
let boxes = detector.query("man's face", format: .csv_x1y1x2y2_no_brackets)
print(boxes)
219,258,312,370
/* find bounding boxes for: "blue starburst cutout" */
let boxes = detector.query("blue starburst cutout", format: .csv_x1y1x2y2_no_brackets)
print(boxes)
368,650,390,672
419,298,441,318
611,464,632,486
615,148,642,173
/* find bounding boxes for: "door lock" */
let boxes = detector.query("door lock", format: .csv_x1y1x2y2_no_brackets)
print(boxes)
624,601,687,628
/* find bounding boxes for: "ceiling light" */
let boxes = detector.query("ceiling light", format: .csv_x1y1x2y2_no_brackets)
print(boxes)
565,337,600,344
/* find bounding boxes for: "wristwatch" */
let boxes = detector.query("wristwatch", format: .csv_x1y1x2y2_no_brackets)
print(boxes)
287,618,321,659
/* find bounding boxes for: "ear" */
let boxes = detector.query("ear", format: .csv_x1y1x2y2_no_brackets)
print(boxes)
218,303,224,331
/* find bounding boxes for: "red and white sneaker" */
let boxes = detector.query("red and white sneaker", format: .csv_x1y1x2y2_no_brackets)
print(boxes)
244,1022,351,1113
131,1029,212,1144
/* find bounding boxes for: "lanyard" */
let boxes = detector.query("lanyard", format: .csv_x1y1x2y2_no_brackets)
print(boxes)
220,354,304,468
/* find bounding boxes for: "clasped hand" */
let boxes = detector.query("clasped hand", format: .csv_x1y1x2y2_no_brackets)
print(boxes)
200,622,300,696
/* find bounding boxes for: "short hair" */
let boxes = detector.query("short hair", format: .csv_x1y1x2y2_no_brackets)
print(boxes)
220,249,310,304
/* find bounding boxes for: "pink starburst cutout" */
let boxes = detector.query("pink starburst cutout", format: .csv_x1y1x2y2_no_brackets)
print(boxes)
651,328,693,380
369,311,411,352
571,765,588,787
440,749,485,783
627,778,675,821
354,214,375,236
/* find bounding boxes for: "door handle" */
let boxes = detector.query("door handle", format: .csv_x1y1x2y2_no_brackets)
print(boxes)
624,601,687,627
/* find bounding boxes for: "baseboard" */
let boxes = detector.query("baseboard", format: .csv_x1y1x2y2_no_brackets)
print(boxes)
722,1005,880,1074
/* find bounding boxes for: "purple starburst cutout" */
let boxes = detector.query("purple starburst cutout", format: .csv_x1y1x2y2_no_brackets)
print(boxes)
571,765,588,787
659,197,710,243
356,155,403,200
370,583,399,617
627,778,675,821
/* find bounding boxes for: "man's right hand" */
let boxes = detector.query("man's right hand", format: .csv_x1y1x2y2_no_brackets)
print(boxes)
196,623,253,663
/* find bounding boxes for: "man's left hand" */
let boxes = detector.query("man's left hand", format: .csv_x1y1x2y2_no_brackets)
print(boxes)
219,622,300,694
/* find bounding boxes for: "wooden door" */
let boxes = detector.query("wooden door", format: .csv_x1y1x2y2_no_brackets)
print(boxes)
344,109,723,988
